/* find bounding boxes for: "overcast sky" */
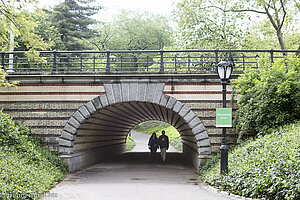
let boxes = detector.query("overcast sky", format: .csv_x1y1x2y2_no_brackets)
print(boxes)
39,0,181,21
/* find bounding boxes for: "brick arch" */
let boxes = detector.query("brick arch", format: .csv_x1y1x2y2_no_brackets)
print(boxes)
59,83,211,172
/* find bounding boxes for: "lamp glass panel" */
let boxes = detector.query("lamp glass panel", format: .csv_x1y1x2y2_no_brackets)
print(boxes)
225,65,232,79
217,65,225,79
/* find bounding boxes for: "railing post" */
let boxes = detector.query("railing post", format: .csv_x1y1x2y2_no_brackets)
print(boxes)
52,50,57,72
188,55,191,71
1,51,5,70
93,56,96,72
67,55,70,72
120,55,123,71
80,55,83,72
146,56,149,71
106,50,110,72
160,49,164,72
215,49,219,66
242,54,245,70
174,55,177,71
270,49,274,63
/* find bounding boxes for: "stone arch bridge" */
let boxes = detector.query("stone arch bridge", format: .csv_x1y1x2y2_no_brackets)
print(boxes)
0,73,239,172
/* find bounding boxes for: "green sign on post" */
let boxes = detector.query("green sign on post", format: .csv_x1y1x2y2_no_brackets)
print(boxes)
216,108,232,127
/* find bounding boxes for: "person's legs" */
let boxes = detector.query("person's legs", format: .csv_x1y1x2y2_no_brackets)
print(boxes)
160,147,167,163
150,148,155,160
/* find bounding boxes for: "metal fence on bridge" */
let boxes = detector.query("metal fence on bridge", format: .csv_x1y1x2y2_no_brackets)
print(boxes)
1,49,299,73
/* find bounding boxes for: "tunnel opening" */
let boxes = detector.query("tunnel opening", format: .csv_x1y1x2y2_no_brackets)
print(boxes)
128,120,182,153
59,83,211,172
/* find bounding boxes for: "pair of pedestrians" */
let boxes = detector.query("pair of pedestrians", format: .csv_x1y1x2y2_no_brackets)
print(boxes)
148,130,169,164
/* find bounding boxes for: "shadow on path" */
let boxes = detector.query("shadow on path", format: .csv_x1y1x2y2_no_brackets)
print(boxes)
44,152,238,200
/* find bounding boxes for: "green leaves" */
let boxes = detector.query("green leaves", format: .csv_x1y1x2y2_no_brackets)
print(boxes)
232,56,300,140
0,1,51,51
90,10,173,51
200,122,300,199
0,110,67,199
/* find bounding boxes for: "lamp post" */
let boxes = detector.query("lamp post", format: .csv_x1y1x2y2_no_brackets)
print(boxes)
216,60,234,175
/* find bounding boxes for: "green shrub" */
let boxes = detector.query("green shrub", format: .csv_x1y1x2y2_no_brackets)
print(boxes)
126,136,136,151
200,122,300,200
0,110,67,199
232,56,300,140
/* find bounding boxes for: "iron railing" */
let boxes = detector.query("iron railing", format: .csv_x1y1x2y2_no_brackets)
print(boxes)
1,49,299,73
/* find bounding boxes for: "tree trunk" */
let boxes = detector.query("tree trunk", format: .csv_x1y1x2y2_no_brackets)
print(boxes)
276,30,286,51
296,45,300,56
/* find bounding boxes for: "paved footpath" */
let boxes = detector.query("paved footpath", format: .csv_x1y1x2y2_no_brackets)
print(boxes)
44,132,243,200
43,151,242,200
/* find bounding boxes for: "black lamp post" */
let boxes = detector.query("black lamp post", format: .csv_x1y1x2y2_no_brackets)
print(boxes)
216,60,234,175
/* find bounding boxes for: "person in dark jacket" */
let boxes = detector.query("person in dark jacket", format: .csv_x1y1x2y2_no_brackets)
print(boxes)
148,132,159,160
158,130,169,164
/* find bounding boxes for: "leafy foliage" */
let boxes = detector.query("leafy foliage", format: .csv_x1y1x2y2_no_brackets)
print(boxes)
173,0,299,50
0,110,67,199
173,0,247,49
200,122,300,200
126,136,136,151
0,0,51,51
0,69,19,87
232,56,300,139
90,10,173,51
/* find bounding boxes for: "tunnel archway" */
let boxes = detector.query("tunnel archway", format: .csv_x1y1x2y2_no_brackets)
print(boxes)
59,83,211,172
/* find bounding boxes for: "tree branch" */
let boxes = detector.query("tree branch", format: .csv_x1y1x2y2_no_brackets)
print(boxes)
200,5,266,14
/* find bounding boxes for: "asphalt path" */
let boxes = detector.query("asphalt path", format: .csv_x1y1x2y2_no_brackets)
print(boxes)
43,131,242,200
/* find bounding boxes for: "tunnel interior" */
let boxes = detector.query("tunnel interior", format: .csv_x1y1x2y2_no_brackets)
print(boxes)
59,83,211,172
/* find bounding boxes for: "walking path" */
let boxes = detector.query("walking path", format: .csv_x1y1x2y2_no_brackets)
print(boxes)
44,152,240,200
43,131,241,200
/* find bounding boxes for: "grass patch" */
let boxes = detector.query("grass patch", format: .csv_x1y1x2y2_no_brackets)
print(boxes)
0,110,67,199
200,121,300,200
133,121,169,135
126,136,136,151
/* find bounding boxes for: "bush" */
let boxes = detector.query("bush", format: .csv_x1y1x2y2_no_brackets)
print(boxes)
232,56,300,140
126,136,136,151
0,110,67,199
200,122,300,200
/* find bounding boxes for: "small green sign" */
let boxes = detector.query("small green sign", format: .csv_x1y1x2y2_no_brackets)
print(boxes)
216,108,232,127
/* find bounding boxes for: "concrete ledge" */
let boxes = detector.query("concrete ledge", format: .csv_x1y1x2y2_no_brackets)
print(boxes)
183,143,200,170
62,143,126,172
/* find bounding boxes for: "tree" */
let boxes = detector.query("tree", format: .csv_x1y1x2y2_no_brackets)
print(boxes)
174,0,246,49
0,0,50,52
89,10,173,51
174,0,299,50
49,0,101,50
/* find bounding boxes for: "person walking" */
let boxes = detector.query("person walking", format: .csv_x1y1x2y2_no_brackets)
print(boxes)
158,130,169,164
148,132,159,160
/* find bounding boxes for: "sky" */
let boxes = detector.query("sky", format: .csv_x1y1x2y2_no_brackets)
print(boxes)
39,0,182,21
